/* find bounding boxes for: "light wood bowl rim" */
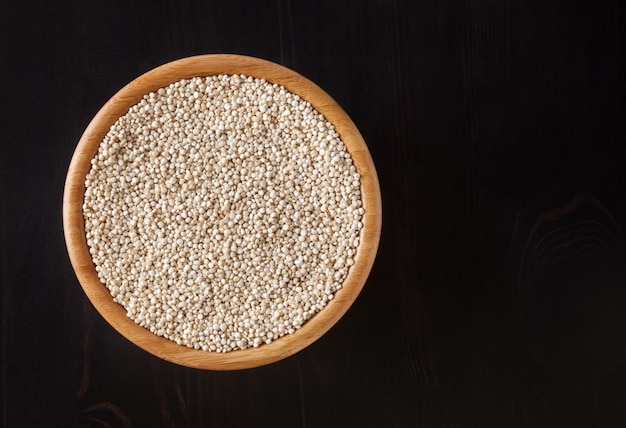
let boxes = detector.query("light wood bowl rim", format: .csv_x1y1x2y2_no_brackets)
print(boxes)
63,54,382,370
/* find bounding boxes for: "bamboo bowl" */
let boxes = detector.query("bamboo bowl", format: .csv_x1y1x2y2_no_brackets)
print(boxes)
63,54,381,370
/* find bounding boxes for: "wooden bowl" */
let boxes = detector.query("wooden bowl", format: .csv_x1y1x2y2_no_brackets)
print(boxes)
63,54,381,370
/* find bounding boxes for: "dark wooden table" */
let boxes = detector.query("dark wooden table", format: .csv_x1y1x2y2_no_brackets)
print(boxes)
2,0,626,426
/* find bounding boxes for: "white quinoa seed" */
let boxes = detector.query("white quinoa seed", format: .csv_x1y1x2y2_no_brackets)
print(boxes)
83,74,364,353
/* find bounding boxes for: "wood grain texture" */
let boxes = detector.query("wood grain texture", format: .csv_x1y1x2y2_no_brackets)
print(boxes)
63,54,382,370
3,0,626,426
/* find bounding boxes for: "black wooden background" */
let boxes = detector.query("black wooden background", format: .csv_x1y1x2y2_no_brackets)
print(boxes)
2,0,626,426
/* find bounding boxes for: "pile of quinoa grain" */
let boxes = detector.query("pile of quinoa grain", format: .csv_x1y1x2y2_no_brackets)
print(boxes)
83,74,364,352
